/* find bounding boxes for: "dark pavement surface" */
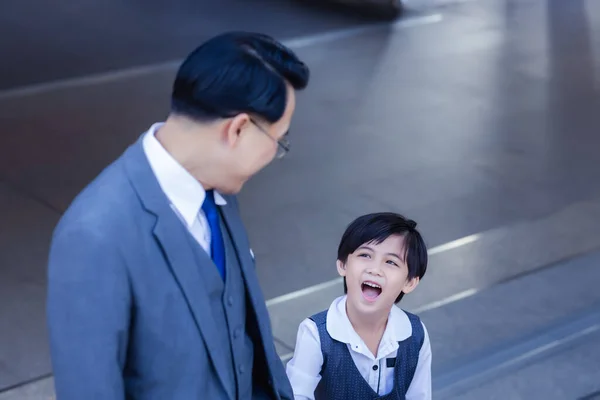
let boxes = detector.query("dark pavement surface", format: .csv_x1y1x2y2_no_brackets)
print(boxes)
0,0,373,90
1,0,600,395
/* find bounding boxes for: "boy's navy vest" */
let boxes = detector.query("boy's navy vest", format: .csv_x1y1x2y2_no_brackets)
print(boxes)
310,309,424,400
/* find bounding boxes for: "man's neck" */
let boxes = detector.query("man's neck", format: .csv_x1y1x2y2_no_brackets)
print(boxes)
155,117,219,190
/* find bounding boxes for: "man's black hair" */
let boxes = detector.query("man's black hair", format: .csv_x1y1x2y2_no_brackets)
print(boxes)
171,31,309,123
338,212,428,303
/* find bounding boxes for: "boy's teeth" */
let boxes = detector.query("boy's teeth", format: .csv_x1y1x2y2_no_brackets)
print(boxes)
364,282,381,288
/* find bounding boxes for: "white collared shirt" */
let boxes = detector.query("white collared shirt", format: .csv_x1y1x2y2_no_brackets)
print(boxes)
286,295,432,400
142,122,227,254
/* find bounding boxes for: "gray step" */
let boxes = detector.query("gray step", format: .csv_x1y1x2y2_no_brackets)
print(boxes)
421,248,600,370
0,377,54,400
435,306,600,399
440,327,600,400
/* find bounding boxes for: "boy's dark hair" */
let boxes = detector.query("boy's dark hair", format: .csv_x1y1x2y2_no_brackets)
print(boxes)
171,31,309,123
338,212,428,303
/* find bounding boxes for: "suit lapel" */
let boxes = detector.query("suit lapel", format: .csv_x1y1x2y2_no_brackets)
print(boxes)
153,216,235,400
219,198,280,365
124,138,235,400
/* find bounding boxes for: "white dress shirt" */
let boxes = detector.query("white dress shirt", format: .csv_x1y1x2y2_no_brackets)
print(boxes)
142,122,227,253
286,295,432,400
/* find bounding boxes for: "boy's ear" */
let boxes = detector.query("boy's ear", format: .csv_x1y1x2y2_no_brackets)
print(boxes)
402,277,420,294
336,260,347,277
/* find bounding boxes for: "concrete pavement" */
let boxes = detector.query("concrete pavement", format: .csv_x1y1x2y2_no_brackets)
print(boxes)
1,0,600,397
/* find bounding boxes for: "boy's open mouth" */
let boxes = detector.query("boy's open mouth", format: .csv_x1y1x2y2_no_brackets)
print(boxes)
361,281,382,301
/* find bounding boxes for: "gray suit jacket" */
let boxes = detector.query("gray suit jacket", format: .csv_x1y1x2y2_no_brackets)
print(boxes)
46,137,293,400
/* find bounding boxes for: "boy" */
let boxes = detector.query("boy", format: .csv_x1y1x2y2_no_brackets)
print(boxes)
286,212,431,400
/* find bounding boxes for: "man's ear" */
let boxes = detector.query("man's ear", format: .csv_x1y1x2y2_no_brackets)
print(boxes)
224,113,251,147
336,260,347,277
401,277,420,295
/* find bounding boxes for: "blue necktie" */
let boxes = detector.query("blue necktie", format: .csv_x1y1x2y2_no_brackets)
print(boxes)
202,190,226,280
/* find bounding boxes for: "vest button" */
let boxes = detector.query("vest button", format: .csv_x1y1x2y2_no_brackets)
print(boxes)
238,364,245,375
372,365,378,371
227,296,234,306
233,327,241,339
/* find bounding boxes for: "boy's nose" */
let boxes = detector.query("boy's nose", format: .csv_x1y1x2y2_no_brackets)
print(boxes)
366,266,383,276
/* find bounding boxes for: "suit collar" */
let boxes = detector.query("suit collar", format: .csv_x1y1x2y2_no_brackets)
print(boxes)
142,123,226,228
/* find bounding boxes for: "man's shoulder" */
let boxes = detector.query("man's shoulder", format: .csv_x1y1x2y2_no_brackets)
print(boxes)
56,157,139,239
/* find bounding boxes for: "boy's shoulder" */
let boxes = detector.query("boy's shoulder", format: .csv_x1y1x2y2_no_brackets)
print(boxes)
307,295,345,328
388,305,427,348
401,308,426,347
309,309,328,327
401,308,423,326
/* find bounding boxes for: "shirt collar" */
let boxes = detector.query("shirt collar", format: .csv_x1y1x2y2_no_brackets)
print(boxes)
142,122,226,228
326,295,413,358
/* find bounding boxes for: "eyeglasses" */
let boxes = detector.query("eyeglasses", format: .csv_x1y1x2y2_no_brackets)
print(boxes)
250,118,290,159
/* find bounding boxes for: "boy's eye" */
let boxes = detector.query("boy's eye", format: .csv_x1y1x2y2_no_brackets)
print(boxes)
387,260,399,266
358,253,371,258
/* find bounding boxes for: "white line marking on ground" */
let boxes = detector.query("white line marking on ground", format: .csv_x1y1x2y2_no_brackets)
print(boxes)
413,288,479,313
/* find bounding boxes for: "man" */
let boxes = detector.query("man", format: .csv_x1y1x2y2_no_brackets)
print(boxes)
47,31,309,399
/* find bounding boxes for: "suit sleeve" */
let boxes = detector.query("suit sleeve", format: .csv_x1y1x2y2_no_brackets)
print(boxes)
47,225,131,400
